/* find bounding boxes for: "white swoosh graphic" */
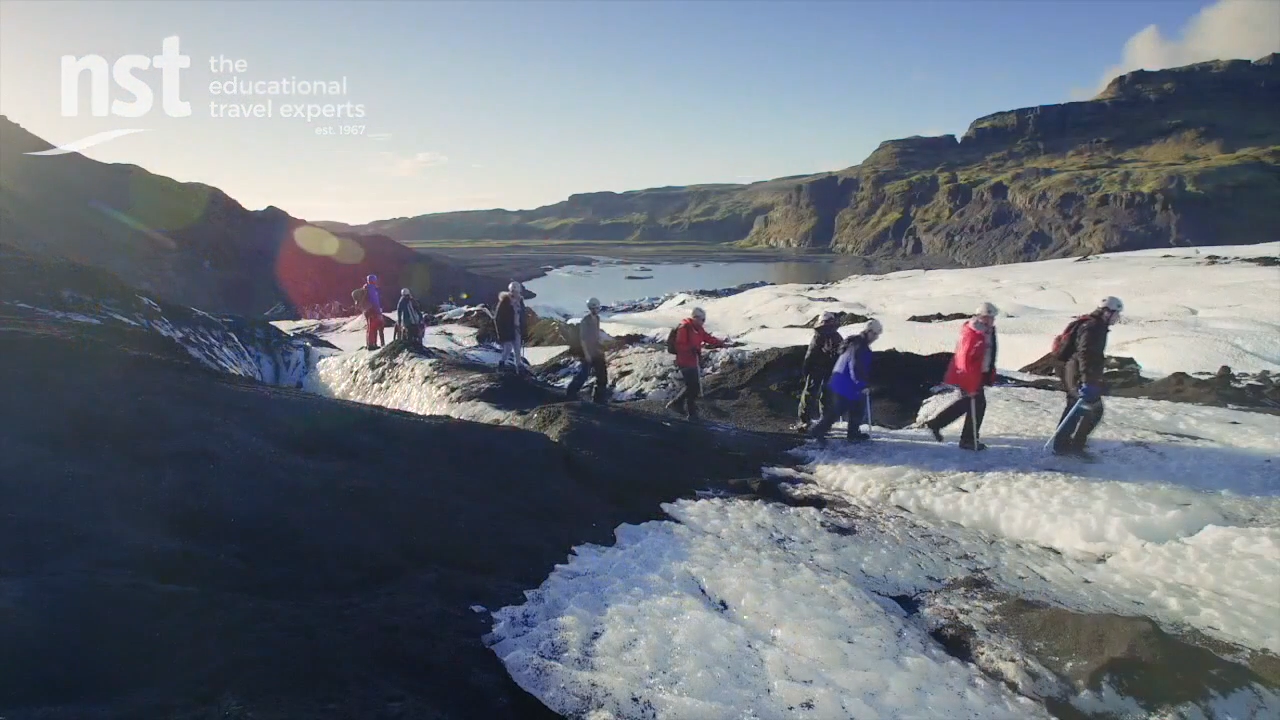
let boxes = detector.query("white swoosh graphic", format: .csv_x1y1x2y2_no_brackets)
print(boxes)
24,128,150,156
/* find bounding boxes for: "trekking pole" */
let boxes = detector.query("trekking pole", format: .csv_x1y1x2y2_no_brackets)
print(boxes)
969,395,979,446
864,393,873,434
1044,398,1086,452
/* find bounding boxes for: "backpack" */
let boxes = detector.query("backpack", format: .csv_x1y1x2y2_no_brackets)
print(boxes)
665,325,681,354
561,323,583,357
1051,315,1090,362
352,286,369,311
405,299,422,327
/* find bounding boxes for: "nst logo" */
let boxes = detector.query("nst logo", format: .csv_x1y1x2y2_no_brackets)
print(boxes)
60,36,191,119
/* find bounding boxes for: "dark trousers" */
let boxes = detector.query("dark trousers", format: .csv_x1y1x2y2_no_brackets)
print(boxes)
566,355,609,403
1053,393,1104,451
797,372,833,424
809,392,866,440
927,390,987,445
670,367,702,418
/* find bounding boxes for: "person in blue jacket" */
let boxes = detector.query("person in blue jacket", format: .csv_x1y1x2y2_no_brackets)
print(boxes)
809,318,882,445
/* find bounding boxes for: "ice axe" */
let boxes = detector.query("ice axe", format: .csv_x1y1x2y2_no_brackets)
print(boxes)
1045,398,1087,452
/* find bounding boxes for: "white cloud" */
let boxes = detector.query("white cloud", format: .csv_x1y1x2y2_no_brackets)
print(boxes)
378,151,449,176
1084,0,1280,96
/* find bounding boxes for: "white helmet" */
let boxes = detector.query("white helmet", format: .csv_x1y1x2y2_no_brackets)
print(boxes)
976,301,998,318
863,318,883,337
587,297,601,311
1099,296,1124,313
401,288,411,297
691,307,707,322
819,311,838,325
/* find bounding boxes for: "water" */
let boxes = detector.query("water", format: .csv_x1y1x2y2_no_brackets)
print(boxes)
524,257,866,311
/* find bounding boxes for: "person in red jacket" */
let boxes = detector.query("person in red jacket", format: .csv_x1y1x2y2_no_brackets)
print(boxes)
925,302,999,450
665,307,726,420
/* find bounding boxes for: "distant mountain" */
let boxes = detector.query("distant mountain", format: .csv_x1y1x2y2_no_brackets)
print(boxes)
0,117,505,316
335,55,1280,265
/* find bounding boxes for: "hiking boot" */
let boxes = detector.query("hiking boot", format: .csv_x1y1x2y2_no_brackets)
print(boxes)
958,441,987,451
848,431,871,442
792,422,811,434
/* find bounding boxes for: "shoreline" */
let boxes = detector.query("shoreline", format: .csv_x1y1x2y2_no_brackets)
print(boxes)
411,240,961,284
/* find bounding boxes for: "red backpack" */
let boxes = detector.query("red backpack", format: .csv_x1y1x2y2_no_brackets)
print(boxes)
1050,315,1090,362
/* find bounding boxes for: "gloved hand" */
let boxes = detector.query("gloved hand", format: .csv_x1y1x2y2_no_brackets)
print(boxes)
1080,384,1102,403
851,381,868,396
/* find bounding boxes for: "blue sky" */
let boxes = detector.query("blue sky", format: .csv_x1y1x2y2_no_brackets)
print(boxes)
1,0,1275,223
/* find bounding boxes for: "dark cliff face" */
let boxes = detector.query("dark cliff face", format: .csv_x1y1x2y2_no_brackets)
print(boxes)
336,55,1279,265
0,117,505,317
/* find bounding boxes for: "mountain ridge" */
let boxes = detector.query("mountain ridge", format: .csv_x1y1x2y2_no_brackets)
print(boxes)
0,118,506,316
332,54,1280,265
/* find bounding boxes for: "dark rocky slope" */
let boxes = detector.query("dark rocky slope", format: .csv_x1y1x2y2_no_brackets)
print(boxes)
0,296,807,720
335,56,1279,266
0,117,506,318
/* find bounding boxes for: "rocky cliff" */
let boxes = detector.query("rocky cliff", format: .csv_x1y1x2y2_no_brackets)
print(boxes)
338,55,1280,264
0,117,506,317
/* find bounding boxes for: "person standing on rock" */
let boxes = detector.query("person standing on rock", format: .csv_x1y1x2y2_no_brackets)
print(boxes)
925,302,999,450
809,319,882,445
794,311,843,433
665,307,727,421
1051,296,1124,458
360,274,384,351
495,282,526,375
566,297,610,403
396,288,425,346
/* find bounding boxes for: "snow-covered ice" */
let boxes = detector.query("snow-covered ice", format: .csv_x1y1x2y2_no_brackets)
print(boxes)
599,243,1280,377
272,243,1280,718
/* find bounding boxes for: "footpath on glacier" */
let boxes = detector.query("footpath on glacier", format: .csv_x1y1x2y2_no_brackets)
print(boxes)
2,241,1278,719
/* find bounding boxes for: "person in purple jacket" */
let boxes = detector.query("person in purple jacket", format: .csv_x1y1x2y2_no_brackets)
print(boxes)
808,319,882,445
363,274,385,350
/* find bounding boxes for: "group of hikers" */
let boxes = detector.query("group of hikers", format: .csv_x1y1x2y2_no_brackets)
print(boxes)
351,274,430,351
353,272,1125,459
791,295,1125,457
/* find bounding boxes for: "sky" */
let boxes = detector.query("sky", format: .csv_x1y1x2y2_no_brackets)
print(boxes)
1,0,1277,224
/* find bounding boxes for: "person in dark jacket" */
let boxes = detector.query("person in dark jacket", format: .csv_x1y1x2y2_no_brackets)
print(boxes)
926,302,999,450
494,282,526,374
665,307,727,421
1052,296,1124,457
396,288,425,345
809,319,882,445
794,311,844,433
566,297,610,403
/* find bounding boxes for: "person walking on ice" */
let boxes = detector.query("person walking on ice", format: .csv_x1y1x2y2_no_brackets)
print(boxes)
664,307,727,421
494,282,527,375
809,319,881,446
794,311,843,433
1051,296,1124,459
566,297,610,404
925,302,999,450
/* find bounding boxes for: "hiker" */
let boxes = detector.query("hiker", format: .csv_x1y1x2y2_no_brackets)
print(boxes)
566,297,609,403
494,281,526,374
665,307,727,421
808,319,882,445
1052,296,1124,457
925,302,999,450
396,288,425,345
794,311,843,433
353,273,384,351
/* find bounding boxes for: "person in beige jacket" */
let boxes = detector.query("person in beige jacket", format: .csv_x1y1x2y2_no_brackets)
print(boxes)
566,297,609,403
